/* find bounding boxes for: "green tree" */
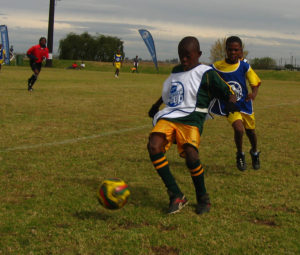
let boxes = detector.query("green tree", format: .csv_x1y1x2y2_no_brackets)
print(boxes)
251,57,277,69
58,32,124,61
209,37,248,63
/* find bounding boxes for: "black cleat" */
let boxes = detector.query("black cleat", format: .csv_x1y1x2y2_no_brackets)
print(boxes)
236,152,247,171
28,79,33,91
167,191,188,214
250,149,260,170
196,193,211,215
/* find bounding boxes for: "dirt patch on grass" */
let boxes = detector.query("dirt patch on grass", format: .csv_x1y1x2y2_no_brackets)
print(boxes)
151,245,180,255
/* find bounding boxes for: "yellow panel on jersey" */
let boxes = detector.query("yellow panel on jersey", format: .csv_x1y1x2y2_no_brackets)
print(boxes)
247,67,261,87
213,59,261,86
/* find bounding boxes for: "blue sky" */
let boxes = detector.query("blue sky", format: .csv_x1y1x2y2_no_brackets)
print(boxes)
1,0,299,64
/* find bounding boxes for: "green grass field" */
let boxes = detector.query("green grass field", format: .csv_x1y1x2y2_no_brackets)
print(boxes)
0,65,299,254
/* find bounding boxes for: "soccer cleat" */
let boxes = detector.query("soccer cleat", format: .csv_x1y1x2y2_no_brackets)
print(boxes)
250,149,260,170
167,192,188,214
196,193,211,215
27,79,34,91
236,152,247,171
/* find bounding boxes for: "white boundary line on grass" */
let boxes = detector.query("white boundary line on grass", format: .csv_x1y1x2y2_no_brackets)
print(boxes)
1,125,150,152
1,100,300,153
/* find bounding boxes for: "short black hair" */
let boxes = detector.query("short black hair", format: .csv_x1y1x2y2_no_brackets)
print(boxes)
178,36,200,53
226,36,242,48
39,37,47,43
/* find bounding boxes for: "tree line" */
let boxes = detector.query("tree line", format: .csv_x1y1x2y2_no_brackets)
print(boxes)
59,32,124,62
59,32,281,69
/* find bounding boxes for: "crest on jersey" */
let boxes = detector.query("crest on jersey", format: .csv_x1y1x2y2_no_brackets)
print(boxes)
228,81,243,101
167,81,184,107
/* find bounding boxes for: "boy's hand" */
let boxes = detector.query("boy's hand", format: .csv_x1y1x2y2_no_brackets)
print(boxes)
28,54,38,61
225,101,239,114
148,104,160,118
225,94,239,114
246,93,255,101
229,94,237,103
246,86,259,101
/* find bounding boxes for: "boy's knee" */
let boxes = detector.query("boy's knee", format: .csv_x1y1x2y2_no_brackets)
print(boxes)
147,133,165,155
233,124,244,135
232,120,244,134
183,144,199,164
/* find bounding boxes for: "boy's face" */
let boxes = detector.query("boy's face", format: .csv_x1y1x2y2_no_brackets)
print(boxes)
39,39,46,48
226,42,242,64
178,45,201,71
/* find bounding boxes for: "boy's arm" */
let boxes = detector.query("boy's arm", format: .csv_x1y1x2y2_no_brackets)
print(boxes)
246,85,259,101
207,70,236,102
207,70,238,114
148,96,163,118
246,66,261,102
26,46,37,60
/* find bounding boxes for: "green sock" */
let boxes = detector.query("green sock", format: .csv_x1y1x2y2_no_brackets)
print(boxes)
150,152,182,197
188,160,207,200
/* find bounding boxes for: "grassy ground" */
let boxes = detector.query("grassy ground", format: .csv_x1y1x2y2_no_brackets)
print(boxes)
10,58,174,75
0,65,299,254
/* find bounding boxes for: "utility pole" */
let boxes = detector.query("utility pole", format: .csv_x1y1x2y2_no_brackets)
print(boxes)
45,0,55,67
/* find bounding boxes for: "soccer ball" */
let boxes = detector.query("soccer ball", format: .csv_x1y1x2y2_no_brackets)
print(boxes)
98,178,130,210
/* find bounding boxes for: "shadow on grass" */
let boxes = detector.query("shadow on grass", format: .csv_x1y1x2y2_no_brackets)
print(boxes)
129,184,167,213
205,164,241,176
73,210,113,221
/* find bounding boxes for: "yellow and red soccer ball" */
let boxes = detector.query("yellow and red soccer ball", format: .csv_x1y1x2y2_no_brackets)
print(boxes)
98,178,130,210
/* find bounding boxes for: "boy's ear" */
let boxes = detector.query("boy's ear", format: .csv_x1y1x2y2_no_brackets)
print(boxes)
199,51,202,57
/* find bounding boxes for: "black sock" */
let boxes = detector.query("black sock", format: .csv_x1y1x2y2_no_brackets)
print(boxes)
30,74,37,86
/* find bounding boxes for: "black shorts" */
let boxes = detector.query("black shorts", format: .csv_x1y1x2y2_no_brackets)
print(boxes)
30,61,42,72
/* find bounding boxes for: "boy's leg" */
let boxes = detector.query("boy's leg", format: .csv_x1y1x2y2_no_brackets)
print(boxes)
148,132,186,214
246,129,260,170
232,119,244,153
28,64,40,91
28,73,38,91
229,113,247,171
184,144,210,214
245,129,257,152
244,113,260,170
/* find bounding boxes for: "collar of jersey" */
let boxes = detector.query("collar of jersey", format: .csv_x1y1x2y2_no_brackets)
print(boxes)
213,59,240,73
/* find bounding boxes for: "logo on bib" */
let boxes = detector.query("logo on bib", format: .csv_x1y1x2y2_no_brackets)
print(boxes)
167,82,184,107
228,81,243,101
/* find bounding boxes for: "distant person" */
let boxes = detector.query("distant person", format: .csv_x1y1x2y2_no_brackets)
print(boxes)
66,62,82,70
72,62,78,69
147,36,236,215
132,55,139,73
9,45,14,61
26,37,49,91
210,36,261,171
80,61,85,69
113,49,123,78
0,43,6,72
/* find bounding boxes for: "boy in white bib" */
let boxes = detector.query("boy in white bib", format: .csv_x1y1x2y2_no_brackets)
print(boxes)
147,37,236,215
